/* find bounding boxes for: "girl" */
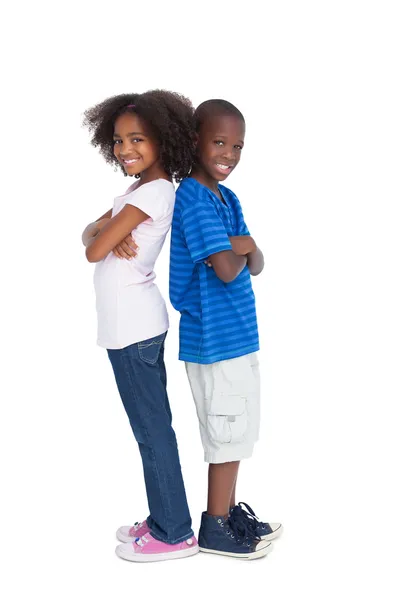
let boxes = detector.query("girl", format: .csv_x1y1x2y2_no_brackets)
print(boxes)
82,90,198,562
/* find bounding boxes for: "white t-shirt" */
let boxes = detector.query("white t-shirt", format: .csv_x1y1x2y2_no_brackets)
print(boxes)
93,178,175,349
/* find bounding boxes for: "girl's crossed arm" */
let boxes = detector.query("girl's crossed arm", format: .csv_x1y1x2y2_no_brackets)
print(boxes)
81,208,112,247
84,205,148,263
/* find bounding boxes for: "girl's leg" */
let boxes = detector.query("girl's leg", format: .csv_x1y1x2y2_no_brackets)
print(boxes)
108,333,193,544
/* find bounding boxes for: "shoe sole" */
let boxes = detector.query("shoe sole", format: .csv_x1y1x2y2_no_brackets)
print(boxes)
115,544,200,563
199,541,273,560
261,524,283,541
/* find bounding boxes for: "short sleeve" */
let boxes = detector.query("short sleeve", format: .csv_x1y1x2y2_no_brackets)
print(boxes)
232,193,251,236
181,201,232,264
125,181,173,221
240,219,251,236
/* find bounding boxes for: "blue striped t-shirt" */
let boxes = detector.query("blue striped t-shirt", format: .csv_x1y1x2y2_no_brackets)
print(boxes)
169,177,259,364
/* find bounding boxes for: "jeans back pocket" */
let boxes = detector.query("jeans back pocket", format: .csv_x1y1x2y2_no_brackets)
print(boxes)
138,333,166,365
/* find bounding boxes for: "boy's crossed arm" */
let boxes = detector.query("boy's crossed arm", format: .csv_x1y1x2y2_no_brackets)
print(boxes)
183,200,264,283
230,236,264,277
206,236,264,281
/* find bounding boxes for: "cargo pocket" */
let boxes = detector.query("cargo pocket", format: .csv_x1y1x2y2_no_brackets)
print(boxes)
206,358,251,444
207,391,247,444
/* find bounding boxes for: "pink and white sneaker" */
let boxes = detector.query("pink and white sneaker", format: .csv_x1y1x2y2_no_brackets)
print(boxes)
116,521,150,543
116,533,199,563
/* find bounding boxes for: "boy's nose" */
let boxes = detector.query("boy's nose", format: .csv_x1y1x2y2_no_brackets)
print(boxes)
221,150,235,162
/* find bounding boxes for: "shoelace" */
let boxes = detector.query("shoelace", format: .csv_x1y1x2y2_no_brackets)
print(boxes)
238,502,267,532
134,534,150,547
227,506,260,544
129,521,143,535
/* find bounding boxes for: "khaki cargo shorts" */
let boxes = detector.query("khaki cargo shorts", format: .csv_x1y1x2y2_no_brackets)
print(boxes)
185,353,260,464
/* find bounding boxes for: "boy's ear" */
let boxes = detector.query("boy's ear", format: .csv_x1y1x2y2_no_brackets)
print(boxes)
192,132,199,147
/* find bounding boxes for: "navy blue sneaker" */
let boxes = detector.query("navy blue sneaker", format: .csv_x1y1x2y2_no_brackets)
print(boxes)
234,502,283,541
198,506,273,560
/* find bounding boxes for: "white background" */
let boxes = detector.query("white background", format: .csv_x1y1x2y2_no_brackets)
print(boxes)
1,1,399,598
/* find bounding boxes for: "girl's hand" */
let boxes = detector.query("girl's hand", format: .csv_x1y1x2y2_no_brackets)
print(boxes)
113,234,138,260
96,217,111,231
82,217,111,247
85,204,148,263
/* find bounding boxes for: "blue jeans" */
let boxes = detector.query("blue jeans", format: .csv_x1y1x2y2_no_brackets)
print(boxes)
107,332,193,544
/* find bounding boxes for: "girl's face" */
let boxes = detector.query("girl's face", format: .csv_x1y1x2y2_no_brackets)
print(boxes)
196,115,245,183
113,113,160,177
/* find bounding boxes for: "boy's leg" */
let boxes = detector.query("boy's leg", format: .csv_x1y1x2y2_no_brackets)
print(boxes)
185,357,273,558
208,461,240,517
186,356,258,467
229,464,240,510
186,355,281,552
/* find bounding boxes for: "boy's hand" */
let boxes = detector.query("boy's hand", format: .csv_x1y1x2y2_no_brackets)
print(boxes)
204,236,256,270
113,234,138,260
229,235,257,256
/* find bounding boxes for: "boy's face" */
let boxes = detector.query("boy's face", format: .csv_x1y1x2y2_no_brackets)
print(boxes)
113,113,159,176
196,115,245,182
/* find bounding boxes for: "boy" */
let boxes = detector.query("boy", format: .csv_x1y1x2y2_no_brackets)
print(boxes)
170,100,282,559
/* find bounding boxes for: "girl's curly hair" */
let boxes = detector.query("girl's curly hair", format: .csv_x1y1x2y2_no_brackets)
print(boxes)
83,90,196,181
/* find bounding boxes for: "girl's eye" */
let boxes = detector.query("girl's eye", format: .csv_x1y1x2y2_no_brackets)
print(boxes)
113,138,143,145
234,145,243,150
214,140,224,146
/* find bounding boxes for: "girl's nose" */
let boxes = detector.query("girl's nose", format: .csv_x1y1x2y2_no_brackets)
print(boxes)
120,141,133,155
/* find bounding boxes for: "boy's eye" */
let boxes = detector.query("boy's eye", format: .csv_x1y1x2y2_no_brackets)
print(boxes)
214,140,224,146
113,139,122,145
234,145,243,150
132,138,143,143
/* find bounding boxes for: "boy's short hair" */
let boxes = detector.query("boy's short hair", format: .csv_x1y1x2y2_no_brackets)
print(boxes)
194,99,245,131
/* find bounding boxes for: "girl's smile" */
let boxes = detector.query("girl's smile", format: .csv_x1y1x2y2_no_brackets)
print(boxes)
120,156,141,170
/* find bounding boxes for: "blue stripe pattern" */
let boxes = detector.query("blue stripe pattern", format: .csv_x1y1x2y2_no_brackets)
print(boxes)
169,177,259,364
